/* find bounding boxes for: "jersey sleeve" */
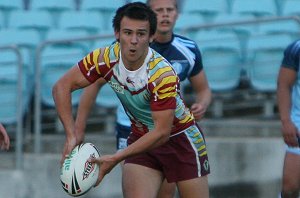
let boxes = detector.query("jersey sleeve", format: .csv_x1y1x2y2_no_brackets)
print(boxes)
77,43,120,83
189,44,203,77
148,58,178,111
77,48,103,83
281,40,300,71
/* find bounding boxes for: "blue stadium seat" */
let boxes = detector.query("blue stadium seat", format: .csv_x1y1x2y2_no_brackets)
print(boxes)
0,0,23,28
213,13,257,36
92,36,115,50
0,49,30,124
0,29,40,89
80,0,125,31
282,0,300,16
182,0,229,22
8,10,53,40
247,34,292,92
174,13,204,36
0,12,4,29
46,29,91,53
30,0,76,28
232,0,277,18
58,11,104,35
40,46,85,106
259,20,300,40
195,30,242,91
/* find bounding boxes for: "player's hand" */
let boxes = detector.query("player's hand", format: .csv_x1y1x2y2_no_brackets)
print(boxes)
0,124,10,151
190,103,206,121
89,154,119,187
281,121,299,147
60,135,77,165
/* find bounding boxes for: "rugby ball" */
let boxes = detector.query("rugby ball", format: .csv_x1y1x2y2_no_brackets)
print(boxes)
60,143,100,197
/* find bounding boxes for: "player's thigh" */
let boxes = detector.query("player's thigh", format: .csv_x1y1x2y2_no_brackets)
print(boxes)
157,180,176,198
122,163,163,198
282,152,300,190
177,176,209,198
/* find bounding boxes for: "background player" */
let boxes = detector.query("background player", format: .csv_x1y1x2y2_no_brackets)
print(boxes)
277,39,300,198
0,123,10,150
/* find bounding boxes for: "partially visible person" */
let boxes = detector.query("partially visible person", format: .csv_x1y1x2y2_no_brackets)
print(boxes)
53,2,210,197
0,123,10,150
75,0,211,197
277,39,300,198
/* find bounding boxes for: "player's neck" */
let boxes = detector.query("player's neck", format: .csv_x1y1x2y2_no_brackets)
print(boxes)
154,31,173,44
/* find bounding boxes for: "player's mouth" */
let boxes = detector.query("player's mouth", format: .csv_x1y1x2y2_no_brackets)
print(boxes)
129,49,136,54
160,20,170,26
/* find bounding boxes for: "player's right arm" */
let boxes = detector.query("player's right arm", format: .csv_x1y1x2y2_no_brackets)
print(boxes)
52,65,94,164
75,78,106,143
277,66,298,147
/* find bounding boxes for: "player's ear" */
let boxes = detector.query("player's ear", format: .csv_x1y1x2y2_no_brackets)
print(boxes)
115,31,120,42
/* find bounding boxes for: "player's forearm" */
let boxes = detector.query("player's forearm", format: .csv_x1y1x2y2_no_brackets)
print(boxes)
53,81,76,138
196,88,212,110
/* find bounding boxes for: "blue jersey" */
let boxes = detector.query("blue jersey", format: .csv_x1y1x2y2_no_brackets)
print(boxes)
281,39,300,127
117,34,204,126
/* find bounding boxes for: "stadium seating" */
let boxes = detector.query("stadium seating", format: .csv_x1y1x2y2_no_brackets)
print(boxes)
246,34,292,92
281,0,300,16
0,29,40,87
30,0,76,28
80,0,126,31
8,10,53,40
46,29,91,53
40,46,85,106
58,11,104,35
174,13,204,36
259,19,300,40
0,0,24,28
182,0,229,22
195,30,242,92
231,0,277,17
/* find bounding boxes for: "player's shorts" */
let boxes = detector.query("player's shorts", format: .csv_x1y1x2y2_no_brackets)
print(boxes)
115,123,131,151
286,146,300,155
124,124,210,183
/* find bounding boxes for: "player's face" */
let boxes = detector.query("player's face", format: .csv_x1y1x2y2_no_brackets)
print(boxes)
149,0,178,35
115,16,153,70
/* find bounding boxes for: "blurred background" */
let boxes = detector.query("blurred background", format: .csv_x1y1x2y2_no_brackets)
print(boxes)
1,0,299,197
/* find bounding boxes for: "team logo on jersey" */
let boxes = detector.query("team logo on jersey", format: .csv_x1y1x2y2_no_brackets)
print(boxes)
126,77,135,87
108,81,124,94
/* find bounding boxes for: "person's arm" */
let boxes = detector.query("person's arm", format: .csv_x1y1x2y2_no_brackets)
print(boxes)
189,70,212,120
0,123,10,150
90,109,174,185
277,66,299,147
75,78,107,143
52,65,92,163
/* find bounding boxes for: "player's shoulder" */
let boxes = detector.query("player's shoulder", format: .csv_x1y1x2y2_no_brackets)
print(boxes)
173,33,197,47
285,39,300,53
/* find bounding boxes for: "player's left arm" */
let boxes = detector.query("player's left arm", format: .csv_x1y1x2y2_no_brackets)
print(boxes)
189,70,212,120
91,109,174,186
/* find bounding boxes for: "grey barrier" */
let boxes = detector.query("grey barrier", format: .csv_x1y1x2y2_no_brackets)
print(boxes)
0,45,23,169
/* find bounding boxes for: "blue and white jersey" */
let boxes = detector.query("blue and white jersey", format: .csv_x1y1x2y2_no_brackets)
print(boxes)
281,39,300,127
117,34,204,127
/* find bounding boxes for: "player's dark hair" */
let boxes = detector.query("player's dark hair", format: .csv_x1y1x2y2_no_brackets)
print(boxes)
112,2,157,36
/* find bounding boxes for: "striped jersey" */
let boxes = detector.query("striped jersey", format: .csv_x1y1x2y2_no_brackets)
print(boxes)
281,39,300,126
117,33,204,126
78,42,195,136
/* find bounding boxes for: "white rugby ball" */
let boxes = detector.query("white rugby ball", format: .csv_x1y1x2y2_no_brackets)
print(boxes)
60,143,100,197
